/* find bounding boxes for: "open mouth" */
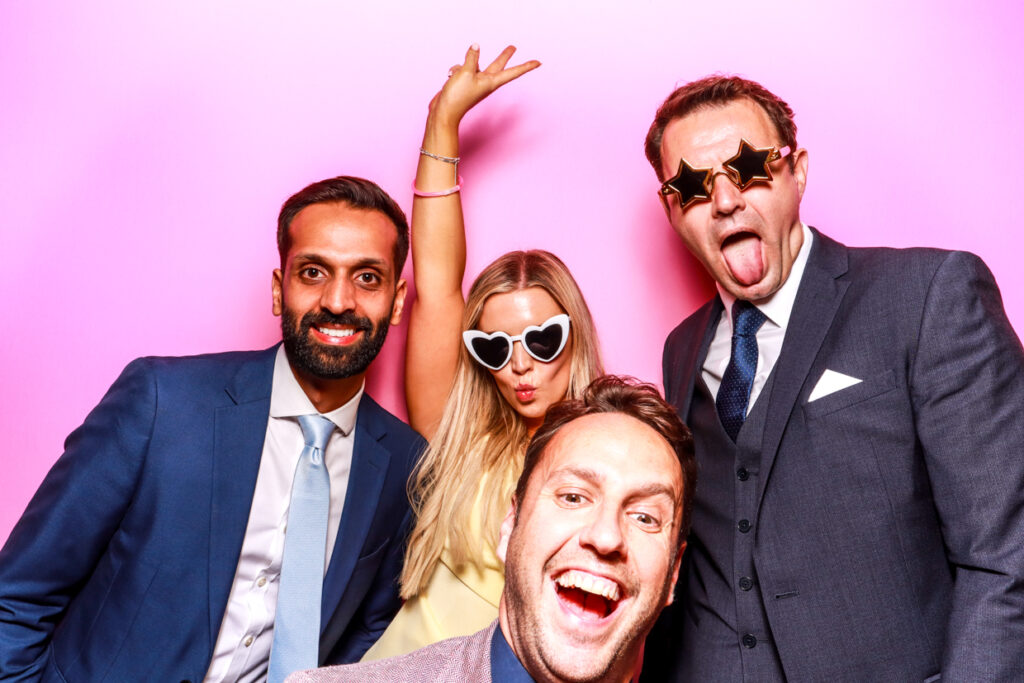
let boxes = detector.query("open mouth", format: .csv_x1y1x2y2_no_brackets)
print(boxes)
311,326,362,345
720,230,764,286
554,569,623,620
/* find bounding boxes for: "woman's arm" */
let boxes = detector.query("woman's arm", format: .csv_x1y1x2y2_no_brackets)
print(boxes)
405,44,540,438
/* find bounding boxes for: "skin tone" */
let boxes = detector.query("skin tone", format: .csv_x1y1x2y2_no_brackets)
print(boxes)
497,413,685,683
475,287,573,435
404,44,541,439
272,201,406,413
659,98,809,302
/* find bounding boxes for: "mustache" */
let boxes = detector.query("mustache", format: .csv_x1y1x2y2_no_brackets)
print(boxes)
300,310,374,331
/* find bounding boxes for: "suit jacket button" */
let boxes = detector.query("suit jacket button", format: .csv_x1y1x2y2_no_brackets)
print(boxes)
737,467,749,481
742,634,757,648
739,576,753,591
737,519,751,533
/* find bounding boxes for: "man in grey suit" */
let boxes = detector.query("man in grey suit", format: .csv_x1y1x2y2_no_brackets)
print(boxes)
640,75,1024,681
287,376,698,683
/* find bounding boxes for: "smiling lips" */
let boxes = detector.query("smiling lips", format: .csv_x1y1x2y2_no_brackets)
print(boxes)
554,569,623,620
311,326,361,345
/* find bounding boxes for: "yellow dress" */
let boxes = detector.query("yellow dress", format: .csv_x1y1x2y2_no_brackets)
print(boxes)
361,487,505,661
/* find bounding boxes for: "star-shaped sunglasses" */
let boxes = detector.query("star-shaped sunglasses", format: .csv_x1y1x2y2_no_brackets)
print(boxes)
462,314,571,371
659,139,791,211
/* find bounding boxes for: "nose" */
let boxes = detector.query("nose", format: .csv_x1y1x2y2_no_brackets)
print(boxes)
578,503,626,559
321,277,356,314
710,171,744,217
508,340,533,375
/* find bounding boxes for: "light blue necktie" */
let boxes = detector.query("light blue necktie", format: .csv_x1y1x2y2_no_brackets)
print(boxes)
717,301,767,441
267,414,334,683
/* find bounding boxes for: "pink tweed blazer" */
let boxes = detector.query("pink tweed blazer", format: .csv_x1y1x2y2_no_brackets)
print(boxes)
285,621,496,683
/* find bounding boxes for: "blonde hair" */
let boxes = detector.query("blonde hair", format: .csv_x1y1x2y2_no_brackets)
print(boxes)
400,250,603,598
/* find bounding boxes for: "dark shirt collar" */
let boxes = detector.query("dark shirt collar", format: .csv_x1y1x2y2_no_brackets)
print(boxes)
490,625,534,682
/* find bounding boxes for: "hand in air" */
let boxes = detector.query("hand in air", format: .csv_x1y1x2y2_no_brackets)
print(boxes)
431,44,540,127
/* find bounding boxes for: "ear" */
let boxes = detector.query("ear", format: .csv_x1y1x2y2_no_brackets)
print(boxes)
272,268,283,317
791,147,809,201
664,541,686,607
497,498,517,564
390,278,408,326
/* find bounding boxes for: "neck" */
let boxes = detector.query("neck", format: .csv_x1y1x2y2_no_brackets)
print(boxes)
289,365,364,413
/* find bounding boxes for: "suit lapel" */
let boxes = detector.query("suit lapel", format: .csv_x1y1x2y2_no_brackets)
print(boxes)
207,348,276,646
319,397,391,628
674,298,722,420
756,229,849,508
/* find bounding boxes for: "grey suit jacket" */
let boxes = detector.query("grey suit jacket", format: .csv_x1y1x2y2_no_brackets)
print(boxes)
286,622,495,682
647,228,1024,681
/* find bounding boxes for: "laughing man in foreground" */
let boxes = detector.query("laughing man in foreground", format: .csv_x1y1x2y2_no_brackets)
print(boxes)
287,375,697,683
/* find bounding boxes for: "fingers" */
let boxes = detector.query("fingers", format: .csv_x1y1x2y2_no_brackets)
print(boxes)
463,43,480,72
485,45,518,73
493,59,541,86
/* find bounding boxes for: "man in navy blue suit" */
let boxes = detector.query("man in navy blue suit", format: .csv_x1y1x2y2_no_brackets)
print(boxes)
0,176,426,682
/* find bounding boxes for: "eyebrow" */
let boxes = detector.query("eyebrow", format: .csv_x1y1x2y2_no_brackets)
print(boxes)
553,466,679,501
291,253,391,272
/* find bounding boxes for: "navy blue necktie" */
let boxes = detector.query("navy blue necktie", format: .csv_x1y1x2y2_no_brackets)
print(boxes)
717,301,767,441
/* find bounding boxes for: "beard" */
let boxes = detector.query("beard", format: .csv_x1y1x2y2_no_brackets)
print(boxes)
280,306,392,380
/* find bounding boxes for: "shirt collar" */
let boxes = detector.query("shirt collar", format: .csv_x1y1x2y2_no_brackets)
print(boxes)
269,345,363,436
490,625,535,682
717,222,813,329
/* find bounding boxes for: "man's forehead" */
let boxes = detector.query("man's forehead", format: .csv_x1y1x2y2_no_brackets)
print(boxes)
661,99,780,165
534,413,682,490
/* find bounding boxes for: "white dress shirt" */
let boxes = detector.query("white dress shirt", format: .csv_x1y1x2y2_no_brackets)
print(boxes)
703,224,813,412
204,345,361,683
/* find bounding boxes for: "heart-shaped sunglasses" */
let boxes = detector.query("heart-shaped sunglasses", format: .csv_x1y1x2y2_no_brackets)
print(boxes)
462,314,571,371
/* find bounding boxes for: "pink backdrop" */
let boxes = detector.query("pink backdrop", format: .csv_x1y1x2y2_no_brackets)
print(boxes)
3,1,1023,543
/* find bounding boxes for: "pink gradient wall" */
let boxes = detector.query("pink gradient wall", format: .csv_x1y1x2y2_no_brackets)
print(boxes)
3,1,1023,542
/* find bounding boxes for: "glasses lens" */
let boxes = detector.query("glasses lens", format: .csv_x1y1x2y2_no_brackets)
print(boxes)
470,336,511,369
663,159,712,209
524,322,565,362
724,140,776,189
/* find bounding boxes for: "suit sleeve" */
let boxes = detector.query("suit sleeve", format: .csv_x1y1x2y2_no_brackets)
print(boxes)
0,359,156,680
911,251,1024,680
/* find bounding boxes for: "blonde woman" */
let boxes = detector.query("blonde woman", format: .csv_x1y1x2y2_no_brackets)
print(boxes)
362,45,604,659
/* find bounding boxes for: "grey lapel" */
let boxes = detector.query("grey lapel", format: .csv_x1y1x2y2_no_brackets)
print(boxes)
208,348,276,647
674,298,723,420
756,228,850,508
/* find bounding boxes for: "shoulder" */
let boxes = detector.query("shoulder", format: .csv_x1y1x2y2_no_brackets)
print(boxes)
358,393,428,455
289,624,494,683
665,298,718,351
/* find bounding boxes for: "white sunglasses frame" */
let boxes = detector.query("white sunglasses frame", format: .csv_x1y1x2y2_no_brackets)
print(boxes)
462,314,571,371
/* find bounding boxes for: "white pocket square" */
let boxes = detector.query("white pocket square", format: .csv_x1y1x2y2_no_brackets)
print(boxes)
808,369,862,402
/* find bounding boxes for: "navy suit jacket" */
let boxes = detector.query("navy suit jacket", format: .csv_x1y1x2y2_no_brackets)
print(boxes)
646,229,1024,681
0,346,425,682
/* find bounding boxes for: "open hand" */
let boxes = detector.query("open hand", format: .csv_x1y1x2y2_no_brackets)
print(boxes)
430,44,541,128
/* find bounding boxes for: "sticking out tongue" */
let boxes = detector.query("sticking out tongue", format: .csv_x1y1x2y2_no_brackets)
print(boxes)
722,233,764,286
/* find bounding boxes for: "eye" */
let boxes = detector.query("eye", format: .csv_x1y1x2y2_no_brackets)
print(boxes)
629,511,661,529
356,271,382,286
557,492,588,507
299,266,325,280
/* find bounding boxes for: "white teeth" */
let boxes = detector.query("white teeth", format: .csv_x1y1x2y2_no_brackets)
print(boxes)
318,327,354,338
555,570,621,601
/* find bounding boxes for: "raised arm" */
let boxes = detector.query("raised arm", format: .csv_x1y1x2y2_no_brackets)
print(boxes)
404,44,540,438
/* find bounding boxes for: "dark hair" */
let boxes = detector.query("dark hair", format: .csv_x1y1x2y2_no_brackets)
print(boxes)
645,75,798,181
515,375,697,547
277,176,410,273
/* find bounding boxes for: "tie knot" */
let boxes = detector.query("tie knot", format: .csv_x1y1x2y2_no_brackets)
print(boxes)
298,414,335,451
732,301,767,337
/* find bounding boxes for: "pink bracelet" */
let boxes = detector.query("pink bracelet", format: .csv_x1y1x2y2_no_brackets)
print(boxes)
413,176,463,197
